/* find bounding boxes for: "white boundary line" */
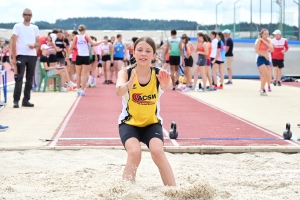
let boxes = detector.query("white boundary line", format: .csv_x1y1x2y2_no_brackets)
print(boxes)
163,128,179,146
48,96,82,147
59,137,170,141
179,92,299,146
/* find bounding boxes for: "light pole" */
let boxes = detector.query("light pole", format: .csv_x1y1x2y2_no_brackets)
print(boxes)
73,23,77,31
250,0,253,38
234,0,241,38
271,0,273,30
294,0,300,40
275,0,283,32
216,1,222,31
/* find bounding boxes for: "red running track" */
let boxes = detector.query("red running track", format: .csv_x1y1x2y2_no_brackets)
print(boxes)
282,82,300,88
49,78,297,147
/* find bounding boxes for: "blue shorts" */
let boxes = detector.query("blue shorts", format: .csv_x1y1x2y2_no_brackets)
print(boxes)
47,69,57,76
257,56,270,67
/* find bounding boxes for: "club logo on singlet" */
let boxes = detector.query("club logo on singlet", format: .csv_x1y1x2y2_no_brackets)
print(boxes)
132,84,137,89
132,93,156,105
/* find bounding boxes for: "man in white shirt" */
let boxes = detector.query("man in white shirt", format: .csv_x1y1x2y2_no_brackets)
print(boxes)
11,8,40,108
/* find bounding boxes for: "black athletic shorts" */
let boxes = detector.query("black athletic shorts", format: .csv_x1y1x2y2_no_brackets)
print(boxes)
184,56,193,67
102,54,111,62
76,56,90,65
114,57,124,61
119,123,164,148
169,56,180,66
49,54,57,63
272,59,284,68
3,56,9,63
91,54,100,62
69,58,76,65
215,60,224,65
56,57,65,65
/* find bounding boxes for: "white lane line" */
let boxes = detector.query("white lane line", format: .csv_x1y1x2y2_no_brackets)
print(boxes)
48,95,82,147
179,92,299,146
59,137,170,141
163,128,179,146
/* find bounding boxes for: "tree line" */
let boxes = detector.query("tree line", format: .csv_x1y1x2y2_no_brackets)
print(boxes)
0,17,297,38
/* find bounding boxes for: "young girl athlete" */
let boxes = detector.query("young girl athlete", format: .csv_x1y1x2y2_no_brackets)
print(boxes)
116,37,175,186
255,29,274,96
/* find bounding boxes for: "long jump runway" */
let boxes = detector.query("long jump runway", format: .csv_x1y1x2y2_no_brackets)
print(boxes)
48,78,297,147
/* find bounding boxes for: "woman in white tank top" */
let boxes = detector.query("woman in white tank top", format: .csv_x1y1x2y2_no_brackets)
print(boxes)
67,24,104,96
101,36,113,84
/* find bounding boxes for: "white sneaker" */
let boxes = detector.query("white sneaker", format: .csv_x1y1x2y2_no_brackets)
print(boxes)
197,88,206,92
182,87,191,92
67,81,77,87
60,87,68,92
260,90,267,96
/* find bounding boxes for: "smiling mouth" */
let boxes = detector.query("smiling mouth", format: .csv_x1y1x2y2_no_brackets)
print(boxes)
140,58,147,61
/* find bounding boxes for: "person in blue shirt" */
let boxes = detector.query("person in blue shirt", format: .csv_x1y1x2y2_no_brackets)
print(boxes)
112,34,127,84
212,32,226,89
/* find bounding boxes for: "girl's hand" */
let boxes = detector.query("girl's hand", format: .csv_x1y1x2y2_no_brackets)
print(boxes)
156,69,170,86
127,69,136,90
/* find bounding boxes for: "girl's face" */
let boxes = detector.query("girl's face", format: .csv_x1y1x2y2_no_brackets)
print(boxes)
117,36,122,42
210,33,215,39
197,35,203,42
133,41,155,67
47,35,52,42
216,34,221,40
111,37,115,43
181,38,187,44
261,30,269,39
42,48,48,54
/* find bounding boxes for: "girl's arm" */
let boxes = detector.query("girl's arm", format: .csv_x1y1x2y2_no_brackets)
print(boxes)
86,34,105,46
110,43,114,62
188,41,195,52
255,40,263,55
203,42,208,56
116,68,130,96
42,61,56,71
92,47,98,62
213,48,221,63
66,40,75,59
51,42,62,52
123,45,128,61
186,44,191,58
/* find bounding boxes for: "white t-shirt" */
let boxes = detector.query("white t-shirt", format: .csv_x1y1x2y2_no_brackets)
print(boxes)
210,38,218,58
254,39,272,62
12,23,39,56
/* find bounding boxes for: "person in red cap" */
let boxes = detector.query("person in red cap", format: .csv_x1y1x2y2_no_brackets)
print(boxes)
271,30,289,86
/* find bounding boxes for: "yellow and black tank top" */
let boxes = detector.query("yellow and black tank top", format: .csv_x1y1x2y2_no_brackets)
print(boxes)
118,67,163,127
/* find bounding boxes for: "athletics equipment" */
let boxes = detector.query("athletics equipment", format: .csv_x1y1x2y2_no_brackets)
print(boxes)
283,123,292,140
169,122,178,139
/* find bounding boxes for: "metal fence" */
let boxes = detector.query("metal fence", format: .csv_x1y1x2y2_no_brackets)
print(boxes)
214,0,300,40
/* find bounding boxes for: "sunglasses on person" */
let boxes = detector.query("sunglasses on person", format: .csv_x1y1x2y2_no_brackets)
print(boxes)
23,14,32,17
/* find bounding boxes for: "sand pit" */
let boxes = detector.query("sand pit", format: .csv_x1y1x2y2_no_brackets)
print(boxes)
0,149,299,199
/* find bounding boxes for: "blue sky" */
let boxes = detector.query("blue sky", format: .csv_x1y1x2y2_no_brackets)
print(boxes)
0,0,298,26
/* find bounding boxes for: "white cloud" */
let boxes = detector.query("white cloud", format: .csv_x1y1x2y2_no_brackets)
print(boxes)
0,0,298,27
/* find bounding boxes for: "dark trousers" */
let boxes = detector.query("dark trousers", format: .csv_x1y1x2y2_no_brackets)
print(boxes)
13,55,37,102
